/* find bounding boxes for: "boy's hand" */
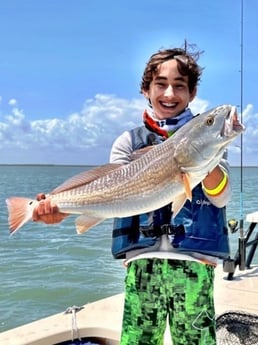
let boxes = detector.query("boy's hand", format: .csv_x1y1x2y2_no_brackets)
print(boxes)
32,193,68,224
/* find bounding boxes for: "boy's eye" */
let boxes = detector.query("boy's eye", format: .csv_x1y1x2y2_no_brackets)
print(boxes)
155,82,165,87
175,84,185,89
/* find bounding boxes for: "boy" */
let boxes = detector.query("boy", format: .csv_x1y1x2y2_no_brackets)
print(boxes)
109,44,231,345
34,43,231,344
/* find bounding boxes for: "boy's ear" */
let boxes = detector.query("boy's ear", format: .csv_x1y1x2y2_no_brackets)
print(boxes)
142,89,149,99
189,87,197,102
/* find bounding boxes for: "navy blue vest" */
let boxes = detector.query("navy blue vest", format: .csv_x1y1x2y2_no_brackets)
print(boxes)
111,126,230,259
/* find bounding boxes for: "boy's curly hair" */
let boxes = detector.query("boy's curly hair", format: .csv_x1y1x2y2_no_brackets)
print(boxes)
140,41,203,94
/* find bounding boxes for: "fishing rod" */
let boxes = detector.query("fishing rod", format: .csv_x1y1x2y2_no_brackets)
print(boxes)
238,0,246,271
224,0,246,278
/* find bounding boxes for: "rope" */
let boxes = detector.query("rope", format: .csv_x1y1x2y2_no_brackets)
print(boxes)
64,305,84,341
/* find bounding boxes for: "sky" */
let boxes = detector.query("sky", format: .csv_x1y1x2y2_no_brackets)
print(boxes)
0,0,257,166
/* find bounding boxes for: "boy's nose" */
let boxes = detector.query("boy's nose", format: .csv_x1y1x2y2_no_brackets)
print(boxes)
164,85,174,97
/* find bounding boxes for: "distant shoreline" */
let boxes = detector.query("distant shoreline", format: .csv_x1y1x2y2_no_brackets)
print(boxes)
0,164,97,167
0,164,257,168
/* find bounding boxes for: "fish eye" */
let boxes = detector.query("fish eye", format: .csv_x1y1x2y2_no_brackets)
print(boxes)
206,116,214,126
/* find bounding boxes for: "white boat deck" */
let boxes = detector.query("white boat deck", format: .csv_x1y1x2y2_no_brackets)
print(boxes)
0,211,257,345
215,264,258,316
0,265,257,345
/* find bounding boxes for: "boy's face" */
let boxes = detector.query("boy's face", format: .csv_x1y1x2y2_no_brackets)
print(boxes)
143,59,196,120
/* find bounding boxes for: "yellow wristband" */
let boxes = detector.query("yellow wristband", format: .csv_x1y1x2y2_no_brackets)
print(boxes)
203,170,228,196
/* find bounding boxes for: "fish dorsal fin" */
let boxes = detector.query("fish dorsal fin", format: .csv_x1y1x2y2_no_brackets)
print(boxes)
50,163,121,194
130,146,153,161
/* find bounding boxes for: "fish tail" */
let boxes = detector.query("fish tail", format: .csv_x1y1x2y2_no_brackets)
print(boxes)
5,197,36,234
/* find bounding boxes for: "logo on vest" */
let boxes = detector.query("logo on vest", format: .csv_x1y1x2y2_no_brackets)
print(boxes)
196,199,211,206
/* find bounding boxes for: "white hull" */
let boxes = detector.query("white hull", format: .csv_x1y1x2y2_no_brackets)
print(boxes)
0,264,257,345
1,210,258,345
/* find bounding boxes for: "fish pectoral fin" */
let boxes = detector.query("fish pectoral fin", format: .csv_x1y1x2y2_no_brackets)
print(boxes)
75,215,104,234
181,172,192,200
172,173,192,218
172,194,187,218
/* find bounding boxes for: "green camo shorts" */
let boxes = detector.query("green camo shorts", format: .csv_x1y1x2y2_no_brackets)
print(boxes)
120,258,216,345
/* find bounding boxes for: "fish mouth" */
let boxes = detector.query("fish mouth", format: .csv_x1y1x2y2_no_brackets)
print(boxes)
223,106,245,137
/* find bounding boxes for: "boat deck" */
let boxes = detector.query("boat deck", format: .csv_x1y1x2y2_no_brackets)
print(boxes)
0,264,257,345
214,264,258,316
0,211,257,345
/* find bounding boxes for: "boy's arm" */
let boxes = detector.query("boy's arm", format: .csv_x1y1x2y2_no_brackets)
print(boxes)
202,156,231,208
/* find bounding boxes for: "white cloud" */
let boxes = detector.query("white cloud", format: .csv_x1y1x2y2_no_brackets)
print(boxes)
8,98,17,106
190,98,210,114
0,94,256,166
0,94,146,164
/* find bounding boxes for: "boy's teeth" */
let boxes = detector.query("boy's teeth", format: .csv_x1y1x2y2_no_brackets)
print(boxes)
162,102,175,107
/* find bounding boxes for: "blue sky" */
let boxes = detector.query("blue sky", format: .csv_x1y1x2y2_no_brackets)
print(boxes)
0,0,257,166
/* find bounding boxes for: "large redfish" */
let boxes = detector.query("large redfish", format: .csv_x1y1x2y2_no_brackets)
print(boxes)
6,105,244,235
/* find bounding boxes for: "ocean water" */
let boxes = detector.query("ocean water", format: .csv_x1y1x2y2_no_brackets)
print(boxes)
0,165,257,333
